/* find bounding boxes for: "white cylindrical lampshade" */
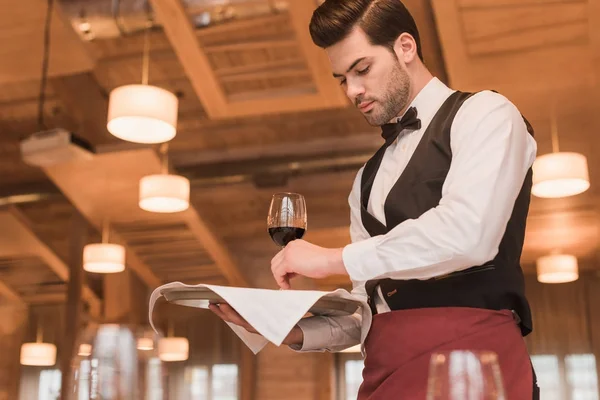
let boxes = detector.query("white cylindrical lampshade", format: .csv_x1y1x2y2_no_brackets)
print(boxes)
532,152,590,198
341,344,361,353
158,337,189,362
20,342,57,366
78,343,92,356
137,337,154,351
139,174,190,213
83,243,126,273
107,84,178,144
537,254,579,283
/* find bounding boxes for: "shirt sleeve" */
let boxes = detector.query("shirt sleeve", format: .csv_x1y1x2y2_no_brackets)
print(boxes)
341,91,537,282
290,168,368,352
292,282,366,352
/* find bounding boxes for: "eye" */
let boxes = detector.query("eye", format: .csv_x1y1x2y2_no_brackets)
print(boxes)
357,66,370,75
339,78,347,86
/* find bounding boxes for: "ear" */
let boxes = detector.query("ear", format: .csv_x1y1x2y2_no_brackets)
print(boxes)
393,33,418,64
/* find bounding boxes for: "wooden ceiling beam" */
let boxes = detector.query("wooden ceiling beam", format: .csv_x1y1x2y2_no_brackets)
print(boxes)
0,279,24,304
148,0,229,118
1,207,101,315
182,208,248,287
40,150,164,289
42,148,248,288
51,72,112,145
214,59,306,78
172,133,379,167
402,0,448,82
430,0,595,93
110,232,164,289
286,0,348,109
0,0,94,86
194,12,289,38
22,292,66,305
219,69,311,84
203,39,298,53
149,0,348,118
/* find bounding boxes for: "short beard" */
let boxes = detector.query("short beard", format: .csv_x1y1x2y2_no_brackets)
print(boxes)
363,61,411,127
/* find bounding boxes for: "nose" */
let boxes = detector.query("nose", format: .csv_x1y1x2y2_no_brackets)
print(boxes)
345,80,365,103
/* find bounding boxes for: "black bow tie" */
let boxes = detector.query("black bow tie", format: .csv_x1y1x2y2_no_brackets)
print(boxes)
380,107,421,146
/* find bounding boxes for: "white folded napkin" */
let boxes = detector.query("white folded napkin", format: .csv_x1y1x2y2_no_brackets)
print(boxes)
148,282,370,354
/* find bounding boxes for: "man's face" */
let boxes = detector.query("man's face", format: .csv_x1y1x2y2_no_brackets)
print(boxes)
326,27,411,126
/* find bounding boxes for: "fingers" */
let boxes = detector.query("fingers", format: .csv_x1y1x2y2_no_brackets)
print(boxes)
208,303,228,320
208,303,257,333
271,249,289,289
219,304,248,326
278,273,291,290
272,260,292,290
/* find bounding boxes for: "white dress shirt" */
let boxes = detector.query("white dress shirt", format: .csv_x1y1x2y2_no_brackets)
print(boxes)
295,77,537,352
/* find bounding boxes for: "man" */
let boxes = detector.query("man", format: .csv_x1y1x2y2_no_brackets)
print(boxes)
210,0,540,398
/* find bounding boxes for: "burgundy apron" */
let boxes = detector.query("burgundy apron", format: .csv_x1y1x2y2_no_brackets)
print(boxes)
357,307,539,399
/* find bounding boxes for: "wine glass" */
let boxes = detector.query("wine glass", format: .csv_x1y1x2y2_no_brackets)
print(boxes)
267,192,307,247
426,350,506,400
67,324,166,400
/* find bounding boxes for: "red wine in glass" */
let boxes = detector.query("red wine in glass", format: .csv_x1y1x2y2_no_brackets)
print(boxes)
268,193,307,247
268,226,306,247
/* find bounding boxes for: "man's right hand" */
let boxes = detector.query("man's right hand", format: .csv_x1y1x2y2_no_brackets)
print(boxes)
208,303,304,347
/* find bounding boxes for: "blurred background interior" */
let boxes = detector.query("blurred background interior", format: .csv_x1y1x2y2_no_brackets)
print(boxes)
0,0,599,399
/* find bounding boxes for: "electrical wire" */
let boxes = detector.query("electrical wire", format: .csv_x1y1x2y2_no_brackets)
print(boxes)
37,0,55,131
112,0,129,36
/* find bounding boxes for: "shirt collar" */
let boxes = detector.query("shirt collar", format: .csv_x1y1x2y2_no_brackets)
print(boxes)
395,77,454,128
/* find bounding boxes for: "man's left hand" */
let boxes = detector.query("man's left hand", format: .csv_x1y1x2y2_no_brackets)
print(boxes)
270,239,346,289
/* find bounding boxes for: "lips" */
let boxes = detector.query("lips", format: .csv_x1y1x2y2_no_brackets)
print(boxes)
358,101,374,112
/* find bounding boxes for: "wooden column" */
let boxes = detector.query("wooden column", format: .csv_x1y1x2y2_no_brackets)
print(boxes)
104,268,150,324
584,273,600,394
240,346,256,400
60,211,87,399
315,352,335,400
0,303,28,400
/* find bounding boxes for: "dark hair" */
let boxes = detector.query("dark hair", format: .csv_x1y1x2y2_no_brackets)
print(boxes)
309,0,424,61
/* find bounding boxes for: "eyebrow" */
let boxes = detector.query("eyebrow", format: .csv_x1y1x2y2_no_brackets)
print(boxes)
333,57,366,78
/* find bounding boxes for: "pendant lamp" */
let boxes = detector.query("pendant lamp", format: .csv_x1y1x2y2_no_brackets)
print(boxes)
78,343,92,356
20,326,56,366
107,20,178,144
139,143,190,213
341,344,361,353
137,337,155,351
158,322,188,362
83,220,125,273
532,106,589,198
536,253,579,284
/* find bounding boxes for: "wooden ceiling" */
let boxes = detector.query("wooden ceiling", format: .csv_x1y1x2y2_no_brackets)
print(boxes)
0,0,599,309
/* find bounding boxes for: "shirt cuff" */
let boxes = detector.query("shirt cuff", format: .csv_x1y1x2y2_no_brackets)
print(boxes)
288,316,332,352
342,237,381,282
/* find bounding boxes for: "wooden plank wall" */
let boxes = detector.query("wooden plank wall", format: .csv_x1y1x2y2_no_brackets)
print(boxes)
525,274,594,355
0,304,66,400
0,303,28,400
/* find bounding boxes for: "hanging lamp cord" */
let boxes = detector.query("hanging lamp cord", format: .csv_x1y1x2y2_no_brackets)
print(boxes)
37,0,55,131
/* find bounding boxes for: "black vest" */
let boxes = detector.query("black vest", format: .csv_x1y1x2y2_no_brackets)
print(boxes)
362,91,534,336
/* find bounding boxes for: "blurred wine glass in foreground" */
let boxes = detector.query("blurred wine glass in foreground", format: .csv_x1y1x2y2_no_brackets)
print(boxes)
67,324,165,400
267,192,307,247
427,350,506,400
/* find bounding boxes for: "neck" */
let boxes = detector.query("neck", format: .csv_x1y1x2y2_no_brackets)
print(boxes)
397,64,434,118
